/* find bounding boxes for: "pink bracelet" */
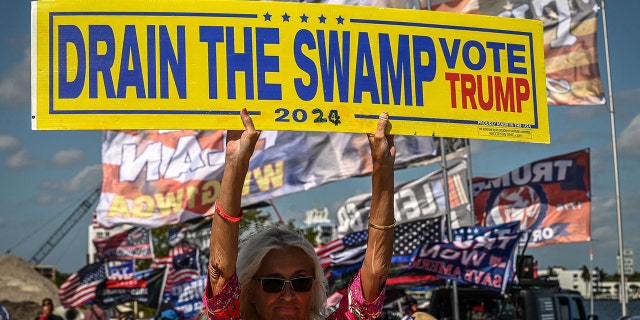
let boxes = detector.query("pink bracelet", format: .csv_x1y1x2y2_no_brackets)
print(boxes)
214,199,242,223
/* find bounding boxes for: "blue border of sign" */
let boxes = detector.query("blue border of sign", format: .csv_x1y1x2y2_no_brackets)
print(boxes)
48,12,538,128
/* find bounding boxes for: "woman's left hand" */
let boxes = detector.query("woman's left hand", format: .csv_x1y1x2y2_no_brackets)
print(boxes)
367,112,396,167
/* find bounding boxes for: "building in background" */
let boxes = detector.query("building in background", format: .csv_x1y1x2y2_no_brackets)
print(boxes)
538,267,640,300
618,249,634,276
304,208,335,245
33,265,56,282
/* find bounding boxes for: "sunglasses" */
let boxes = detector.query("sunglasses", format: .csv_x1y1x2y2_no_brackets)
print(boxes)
253,276,314,293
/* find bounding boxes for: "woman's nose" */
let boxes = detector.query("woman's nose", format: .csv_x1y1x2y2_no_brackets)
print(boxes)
280,282,296,298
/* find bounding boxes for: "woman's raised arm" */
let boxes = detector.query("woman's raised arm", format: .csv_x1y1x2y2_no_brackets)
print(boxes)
360,112,396,301
207,108,261,295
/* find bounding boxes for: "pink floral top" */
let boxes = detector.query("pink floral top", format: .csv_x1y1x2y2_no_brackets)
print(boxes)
203,270,385,319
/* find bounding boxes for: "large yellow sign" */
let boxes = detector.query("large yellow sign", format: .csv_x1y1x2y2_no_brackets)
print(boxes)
32,0,548,143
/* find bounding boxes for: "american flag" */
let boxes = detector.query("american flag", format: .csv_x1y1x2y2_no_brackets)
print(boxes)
314,230,368,268
58,262,107,308
150,243,200,288
449,221,520,241
392,217,443,263
316,217,443,270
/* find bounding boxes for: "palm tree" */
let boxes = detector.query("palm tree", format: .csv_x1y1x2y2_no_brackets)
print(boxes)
581,265,591,282
581,265,591,296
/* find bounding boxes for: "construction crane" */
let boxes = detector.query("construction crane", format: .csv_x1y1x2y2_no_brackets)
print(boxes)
28,187,101,265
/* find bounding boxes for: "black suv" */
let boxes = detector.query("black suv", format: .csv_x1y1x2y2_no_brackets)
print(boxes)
426,279,599,320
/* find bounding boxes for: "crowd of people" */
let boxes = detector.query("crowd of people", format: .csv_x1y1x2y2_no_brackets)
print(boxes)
25,298,183,320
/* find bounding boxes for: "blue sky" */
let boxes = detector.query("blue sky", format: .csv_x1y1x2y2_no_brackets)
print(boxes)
1,1,639,275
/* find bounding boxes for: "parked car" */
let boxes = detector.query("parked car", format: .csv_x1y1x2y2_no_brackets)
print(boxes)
426,279,599,320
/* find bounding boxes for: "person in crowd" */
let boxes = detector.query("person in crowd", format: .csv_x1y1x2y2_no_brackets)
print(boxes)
159,308,181,320
400,297,418,320
0,302,10,320
201,109,396,319
35,298,63,320
115,304,134,320
63,308,80,320
83,303,106,320
411,312,436,320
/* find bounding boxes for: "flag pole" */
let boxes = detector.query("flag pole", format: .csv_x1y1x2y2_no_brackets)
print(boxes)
440,137,460,320
465,139,475,219
589,241,594,316
600,0,627,315
268,199,286,224
155,267,169,318
427,0,459,318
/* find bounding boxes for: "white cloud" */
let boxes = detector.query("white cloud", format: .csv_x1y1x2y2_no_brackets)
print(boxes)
0,48,30,107
618,113,640,157
0,134,20,151
52,149,85,167
591,196,617,224
35,193,67,205
39,181,59,190
62,164,103,192
6,149,38,168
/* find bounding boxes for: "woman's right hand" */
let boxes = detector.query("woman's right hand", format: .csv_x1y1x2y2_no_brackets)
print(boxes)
225,108,261,163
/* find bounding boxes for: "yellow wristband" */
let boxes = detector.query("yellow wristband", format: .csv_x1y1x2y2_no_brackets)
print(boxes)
368,219,396,230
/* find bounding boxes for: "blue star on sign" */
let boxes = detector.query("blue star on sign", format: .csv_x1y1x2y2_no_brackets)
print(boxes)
282,13,290,22
263,12,272,21
300,13,309,23
336,15,345,24
318,14,327,23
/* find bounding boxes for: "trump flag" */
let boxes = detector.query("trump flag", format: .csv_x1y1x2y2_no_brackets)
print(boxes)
429,0,605,106
473,149,591,247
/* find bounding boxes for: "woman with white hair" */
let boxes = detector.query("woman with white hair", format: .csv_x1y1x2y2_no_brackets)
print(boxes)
202,109,396,320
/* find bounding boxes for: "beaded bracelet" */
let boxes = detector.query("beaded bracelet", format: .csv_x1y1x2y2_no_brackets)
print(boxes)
214,199,242,223
368,218,396,230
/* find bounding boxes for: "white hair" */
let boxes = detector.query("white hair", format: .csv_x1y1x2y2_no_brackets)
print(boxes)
237,224,328,320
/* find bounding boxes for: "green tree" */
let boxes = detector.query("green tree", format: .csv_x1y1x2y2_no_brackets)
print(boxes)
580,265,591,296
240,208,275,233
286,218,320,246
580,265,591,283
135,225,170,271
